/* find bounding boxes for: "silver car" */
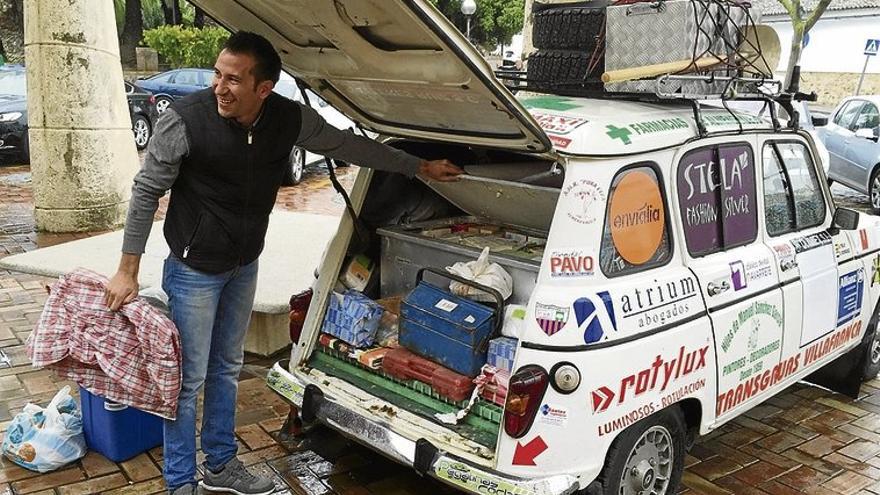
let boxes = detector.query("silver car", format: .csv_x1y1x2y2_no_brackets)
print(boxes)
820,95,880,211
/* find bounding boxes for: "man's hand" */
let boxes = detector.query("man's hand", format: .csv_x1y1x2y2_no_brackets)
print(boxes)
418,159,464,182
105,253,141,311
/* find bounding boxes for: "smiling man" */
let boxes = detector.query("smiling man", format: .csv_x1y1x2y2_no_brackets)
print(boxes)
105,32,462,495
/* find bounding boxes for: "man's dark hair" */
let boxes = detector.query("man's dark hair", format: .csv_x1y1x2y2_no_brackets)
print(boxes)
223,31,282,85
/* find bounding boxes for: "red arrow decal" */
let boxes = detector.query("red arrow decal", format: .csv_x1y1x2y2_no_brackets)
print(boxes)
591,386,615,413
512,436,548,466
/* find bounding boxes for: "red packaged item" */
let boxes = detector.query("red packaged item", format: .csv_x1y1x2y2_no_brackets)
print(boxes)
382,347,474,402
475,365,510,406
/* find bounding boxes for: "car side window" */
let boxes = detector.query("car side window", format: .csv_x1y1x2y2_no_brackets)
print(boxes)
762,141,825,236
835,100,865,130
175,70,199,86
677,143,757,256
599,164,672,277
151,72,173,83
853,103,879,132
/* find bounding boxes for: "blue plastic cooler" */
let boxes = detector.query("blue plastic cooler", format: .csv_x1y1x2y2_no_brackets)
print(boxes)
399,268,503,377
79,387,163,462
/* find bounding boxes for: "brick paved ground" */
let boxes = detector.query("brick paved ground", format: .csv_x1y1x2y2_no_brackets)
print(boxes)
0,164,879,494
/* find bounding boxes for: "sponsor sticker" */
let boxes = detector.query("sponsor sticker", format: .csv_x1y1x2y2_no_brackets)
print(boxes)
861,229,870,250
873,256,880,287
617,275,699,330
535,303,570,337
837,269,864,326
549,249,595,278
532,112,589,135
434,460,529,494
549,135,572,149
537,403,569,427
731,257,773,289
791,231,832,253
730,261,747,291
772,243,796,272
590,344,709,414
563,179,605,225
573,292,617,344
835,241,852,258
609,170,665,265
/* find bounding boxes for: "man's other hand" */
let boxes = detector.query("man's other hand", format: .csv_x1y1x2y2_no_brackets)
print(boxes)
419,159,464,182
105,270,139,311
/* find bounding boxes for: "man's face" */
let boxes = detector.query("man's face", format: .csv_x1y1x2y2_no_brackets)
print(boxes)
212,49,274,125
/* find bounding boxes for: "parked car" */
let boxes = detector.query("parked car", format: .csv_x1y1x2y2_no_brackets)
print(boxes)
196,2,880,495
136,68,213,114
272,71,363,185
817,96,880,211
0,67,159,163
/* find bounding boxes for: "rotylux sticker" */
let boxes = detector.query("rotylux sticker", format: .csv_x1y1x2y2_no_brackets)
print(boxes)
609,170,665,265
563,179,605,225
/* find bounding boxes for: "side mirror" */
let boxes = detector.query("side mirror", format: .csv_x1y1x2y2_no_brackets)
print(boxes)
832,207,860,231
855,128,878,141
811,115,828,127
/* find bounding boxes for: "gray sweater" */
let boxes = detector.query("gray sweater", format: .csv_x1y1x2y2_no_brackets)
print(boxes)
122,102,422,255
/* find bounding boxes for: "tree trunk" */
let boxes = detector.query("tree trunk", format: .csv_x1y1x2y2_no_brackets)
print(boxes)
162,0,182,25
119,0,144,67
194,6,205,28
0,36,6,63
785,24,805,91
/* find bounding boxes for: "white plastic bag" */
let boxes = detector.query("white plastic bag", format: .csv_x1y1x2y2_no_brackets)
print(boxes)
501,304,527,339
446,247,513,302
1,386,87,472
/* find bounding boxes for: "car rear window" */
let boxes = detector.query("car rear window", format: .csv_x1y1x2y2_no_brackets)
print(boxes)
599,164,672,277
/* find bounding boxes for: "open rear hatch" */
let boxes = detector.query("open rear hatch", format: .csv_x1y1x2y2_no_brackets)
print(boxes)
190,0,551,152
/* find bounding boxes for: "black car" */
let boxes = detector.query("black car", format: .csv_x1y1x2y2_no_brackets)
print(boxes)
136,68,213,114
0,66,159,164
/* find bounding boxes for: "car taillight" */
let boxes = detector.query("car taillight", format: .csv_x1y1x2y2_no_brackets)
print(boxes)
289,288,313,343
503,365,549,438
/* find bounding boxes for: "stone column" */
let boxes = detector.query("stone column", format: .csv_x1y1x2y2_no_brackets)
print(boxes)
24,0,139,232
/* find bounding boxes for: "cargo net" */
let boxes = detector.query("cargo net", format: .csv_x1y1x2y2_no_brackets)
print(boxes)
518,0,782,99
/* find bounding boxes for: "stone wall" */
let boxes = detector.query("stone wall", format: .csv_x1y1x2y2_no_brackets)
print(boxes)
799,72,880,108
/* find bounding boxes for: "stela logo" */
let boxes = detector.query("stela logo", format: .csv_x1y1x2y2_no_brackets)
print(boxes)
590,345,709,414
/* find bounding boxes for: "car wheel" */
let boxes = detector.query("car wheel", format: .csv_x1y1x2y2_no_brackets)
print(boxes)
532,5,605,51
597,406,686,495
862,327,880,380
870,166,880,214
132,114,151,150
155,96,173,114
527,49,604,96
283,146,305,186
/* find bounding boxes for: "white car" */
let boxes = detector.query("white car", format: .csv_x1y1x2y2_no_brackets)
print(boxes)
194,2,880,494
272,72,362,185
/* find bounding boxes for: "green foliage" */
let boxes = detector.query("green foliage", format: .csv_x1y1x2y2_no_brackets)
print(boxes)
425,0,524,48
143,25,229,68
115,0,196,33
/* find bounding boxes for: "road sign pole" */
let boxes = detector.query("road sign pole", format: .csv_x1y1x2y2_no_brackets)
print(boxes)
856,54,870,96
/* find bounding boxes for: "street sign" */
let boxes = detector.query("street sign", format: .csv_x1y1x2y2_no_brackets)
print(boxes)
866,39,880,56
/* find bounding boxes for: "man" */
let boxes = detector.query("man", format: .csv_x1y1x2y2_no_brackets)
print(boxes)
105,31,463,495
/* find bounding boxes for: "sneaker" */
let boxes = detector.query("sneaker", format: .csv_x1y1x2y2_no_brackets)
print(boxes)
200,458,274,495
169,484,200,495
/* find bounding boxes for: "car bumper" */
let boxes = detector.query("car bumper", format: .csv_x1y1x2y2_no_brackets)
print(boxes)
267,360,580,495
0,123,26,156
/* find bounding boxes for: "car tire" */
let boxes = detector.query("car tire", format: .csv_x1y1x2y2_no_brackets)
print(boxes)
532,5,605,51
132,114,151,150
155,96,173,114
870,166,880,215
283,146,305,186
862,326,880,381
596,406,686,495
527,49,604,96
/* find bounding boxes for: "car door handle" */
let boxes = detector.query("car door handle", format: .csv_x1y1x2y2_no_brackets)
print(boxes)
707,281,730,296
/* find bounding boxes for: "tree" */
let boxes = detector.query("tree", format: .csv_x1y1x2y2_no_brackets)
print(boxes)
194,6,206,28
162,0,183,25
426,0,524,48
119,0,144,67
777,0,831,90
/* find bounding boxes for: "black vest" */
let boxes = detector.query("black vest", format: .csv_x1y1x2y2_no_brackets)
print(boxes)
164,89,302,273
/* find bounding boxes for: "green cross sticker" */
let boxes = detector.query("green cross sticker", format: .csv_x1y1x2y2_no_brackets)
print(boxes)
606,125,632,145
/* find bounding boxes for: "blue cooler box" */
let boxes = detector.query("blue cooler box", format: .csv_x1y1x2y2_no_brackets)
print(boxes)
79,387,163,462
399,268,503,377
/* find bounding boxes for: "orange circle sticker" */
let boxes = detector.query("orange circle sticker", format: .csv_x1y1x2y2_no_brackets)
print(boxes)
609,170,665,265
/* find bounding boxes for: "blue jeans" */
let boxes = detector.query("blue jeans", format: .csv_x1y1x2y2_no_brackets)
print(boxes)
161,254,258,490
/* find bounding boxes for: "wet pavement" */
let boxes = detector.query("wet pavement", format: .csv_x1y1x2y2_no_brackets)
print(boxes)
0,161,878,493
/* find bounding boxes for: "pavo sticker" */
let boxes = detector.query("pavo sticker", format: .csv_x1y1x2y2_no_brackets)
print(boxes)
609,170,665,265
